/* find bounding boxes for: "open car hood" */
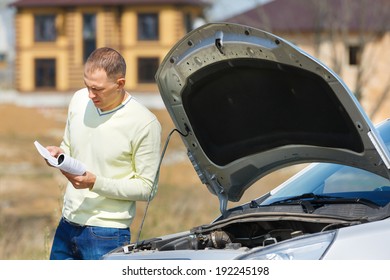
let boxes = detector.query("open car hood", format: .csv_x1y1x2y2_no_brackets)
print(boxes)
155,23,390,213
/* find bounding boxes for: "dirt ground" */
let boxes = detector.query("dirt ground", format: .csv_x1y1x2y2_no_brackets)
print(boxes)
0,103,292,259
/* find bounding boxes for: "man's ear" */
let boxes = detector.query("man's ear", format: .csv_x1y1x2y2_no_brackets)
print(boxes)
117,77,126,89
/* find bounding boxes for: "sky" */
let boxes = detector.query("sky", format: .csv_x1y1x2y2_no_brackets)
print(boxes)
0,0,14,54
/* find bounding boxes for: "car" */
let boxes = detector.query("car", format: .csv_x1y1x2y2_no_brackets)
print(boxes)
103,22,390,260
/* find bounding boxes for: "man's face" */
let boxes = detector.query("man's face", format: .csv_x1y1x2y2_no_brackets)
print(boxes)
84,68,125,112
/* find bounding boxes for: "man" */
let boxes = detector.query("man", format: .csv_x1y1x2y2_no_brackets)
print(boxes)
47,47,161,259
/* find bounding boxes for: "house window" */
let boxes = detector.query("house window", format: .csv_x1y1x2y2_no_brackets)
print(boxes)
137,13,159,41
83,14,96,62
349,45,362,65
35,59,56,88
34,15,56,42
138,57,159,83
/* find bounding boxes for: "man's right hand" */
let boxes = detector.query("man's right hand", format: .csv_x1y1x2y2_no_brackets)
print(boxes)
44,146,64,167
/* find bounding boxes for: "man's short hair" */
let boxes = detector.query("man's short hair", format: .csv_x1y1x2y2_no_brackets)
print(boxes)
85,47,126,81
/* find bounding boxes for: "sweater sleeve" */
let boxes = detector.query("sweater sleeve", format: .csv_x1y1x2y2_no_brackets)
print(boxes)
60,92,78,155
91,119,162,201
59,118,71,155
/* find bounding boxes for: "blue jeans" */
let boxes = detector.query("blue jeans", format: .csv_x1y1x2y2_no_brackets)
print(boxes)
50,217,130,260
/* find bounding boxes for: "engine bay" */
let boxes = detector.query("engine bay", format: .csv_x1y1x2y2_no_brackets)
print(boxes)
124,213,365,253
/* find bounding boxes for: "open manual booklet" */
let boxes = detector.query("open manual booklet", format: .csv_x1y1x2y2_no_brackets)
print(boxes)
34,141,86,175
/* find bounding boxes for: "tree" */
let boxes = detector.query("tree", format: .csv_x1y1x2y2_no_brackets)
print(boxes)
220,0,390,120
310,0,390,120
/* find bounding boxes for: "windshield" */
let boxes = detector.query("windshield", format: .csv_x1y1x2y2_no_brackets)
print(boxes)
261,120,390,207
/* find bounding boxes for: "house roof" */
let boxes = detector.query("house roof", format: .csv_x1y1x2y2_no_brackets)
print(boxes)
222,0,390,33
12,0,209,8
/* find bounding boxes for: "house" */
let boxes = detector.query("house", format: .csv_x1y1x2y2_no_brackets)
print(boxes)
223,0,390,122
11,0,208,93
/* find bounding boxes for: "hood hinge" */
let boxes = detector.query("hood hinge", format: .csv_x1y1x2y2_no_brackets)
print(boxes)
368,130,390,169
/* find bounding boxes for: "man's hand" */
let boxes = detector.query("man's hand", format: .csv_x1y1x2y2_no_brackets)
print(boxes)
44,146,64,167
61,170,96,190
45,146,95,189
46,146,64,157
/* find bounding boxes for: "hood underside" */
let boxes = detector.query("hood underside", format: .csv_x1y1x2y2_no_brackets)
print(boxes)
155,23,390,212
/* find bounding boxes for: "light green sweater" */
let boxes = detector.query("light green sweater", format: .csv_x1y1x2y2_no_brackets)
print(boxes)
60,88,161,228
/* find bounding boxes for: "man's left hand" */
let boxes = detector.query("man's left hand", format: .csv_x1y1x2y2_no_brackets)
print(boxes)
61,170,96,190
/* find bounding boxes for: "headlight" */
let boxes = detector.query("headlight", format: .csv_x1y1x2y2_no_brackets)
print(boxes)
237,231,336,260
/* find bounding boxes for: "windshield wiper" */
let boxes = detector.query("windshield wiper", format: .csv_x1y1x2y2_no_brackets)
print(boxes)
269,193,340,205
269,192,380,213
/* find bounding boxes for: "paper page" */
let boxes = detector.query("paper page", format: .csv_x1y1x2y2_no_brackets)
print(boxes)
34,141,60,166
34,141,86,175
